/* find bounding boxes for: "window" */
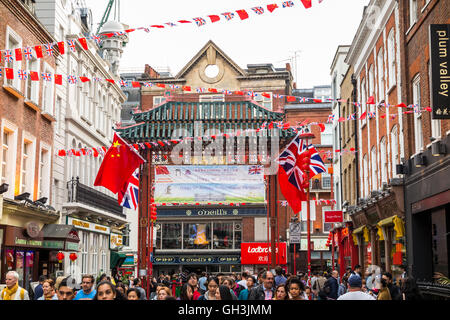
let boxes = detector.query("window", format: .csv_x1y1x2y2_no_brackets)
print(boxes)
360,78,367,126
368,66,375,111
321,165,331,189
254,92,272,110
363,155,369,197
199,94,225,103
153,96,166,107
301,221,314,234
300,201,316,234
1,130,11,186
412,75,423,152
410,0,418,27
371,147,378,191
21,139,35,194
161,223,182,249
321,123,333,145
25,58,39,103
42,63,54,114
322,206,333,233
38,147,50,199
6,27,22,89
184,223,211,249
81,232,89,274
213,223,233,249
387,30,396,88
91,233,99,275
101,235,108,272
391,126,399,177
55,96,62,133
2,124,17,199
380,137,387,184
377,49,384,100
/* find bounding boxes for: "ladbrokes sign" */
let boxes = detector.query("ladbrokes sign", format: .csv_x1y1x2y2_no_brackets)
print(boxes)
241,242,287,265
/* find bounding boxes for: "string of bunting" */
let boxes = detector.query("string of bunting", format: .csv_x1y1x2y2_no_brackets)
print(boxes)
0,1,315,59
155,201,265,207
278,199,336,206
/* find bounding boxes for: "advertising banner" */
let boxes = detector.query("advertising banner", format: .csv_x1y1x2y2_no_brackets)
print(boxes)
154,165,265,204
241,242,287,265
324,210,343,223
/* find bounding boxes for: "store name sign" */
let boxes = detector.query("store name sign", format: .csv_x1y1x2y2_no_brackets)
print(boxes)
158,207,267,217
67,217,110,235
110,233,123,250
241,242,287,265
15,238,42,247
152,256,240,265
430,24,450,119
324,211,343,223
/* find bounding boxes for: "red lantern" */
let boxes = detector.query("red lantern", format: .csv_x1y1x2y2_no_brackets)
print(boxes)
69,253,77,261
56,252,65,263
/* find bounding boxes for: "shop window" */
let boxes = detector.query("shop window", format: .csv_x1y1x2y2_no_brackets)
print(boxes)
213,223,233,249
184,223,211,249
162,223,182,249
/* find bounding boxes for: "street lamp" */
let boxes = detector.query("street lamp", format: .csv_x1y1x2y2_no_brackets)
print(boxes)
299,131,315,285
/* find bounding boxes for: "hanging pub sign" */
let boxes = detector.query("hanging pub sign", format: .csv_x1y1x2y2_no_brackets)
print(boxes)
324,210,343,223
429,24,450,119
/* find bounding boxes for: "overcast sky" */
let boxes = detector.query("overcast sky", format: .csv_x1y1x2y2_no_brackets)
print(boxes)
85,0,369,88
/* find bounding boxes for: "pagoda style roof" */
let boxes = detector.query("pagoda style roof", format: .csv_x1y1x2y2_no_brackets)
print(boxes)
116,101,296,142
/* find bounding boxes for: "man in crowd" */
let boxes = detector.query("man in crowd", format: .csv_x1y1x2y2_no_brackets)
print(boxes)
237,272,248,289
382,272,402,300
325,270,339,300
274,266,287,286
0,271,30,300
337,274,375,300
248,271,275,300
353,264,362,277
133,277,147,300
34,275,47,300
56,277,75,300
74,275,96,300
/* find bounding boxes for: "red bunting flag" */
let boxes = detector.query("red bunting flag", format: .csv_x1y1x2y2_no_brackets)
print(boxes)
79,76,90,82
178,20,192,23
58,150,66,157
182,86,191,91
55,74,62,85
318,123,325,132
125,29,136,33
78,38,89,50
208,15,221,23
93,148,99,158
151,25,165,28
57,41,65,55
81,149,87,155
261,93,271,98
15,48,23,61
5,68,14,80
132,81,141,88
396,103,407,108
145,142,152,149
359,111,367,120
286,96,296,102
338,117,346,122
105,79,115,84
34,45,43,58
367,96,375,104
208,88,218,93
234,91,244,95
156,83,166,88
313,99,323,103
236,9,249,20
267,4,279,12
300,0,312,9
29,71,39,81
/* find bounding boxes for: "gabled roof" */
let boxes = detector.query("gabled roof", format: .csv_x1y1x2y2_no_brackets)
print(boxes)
175,40,246,79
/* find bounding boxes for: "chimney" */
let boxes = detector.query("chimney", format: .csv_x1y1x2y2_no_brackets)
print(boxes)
144,64,160,78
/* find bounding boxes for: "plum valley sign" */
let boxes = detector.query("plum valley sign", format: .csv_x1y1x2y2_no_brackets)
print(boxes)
430,24,450,119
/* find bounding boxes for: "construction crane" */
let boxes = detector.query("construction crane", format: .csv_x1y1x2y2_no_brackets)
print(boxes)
96,0,121,34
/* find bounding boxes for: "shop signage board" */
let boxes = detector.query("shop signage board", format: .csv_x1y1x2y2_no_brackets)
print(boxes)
289,222,301,244
240,242,287,265
157,207,267,217
15,238,42,247
110,233,123,250
324,210,343,223
42,240,64,249
430,24,450,119
154,165,265,204
67,217,110,235
65,242,79,251
300,238,328,251
152,255,241,265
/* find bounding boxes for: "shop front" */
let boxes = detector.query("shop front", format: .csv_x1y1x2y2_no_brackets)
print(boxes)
333,224,359,279
298,238,335,274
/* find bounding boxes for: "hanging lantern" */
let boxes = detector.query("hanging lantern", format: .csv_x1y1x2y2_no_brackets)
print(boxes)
69,253,78,261
56,252,65,263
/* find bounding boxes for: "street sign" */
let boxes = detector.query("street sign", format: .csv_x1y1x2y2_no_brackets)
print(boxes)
324,210,343,223
289,222,301,244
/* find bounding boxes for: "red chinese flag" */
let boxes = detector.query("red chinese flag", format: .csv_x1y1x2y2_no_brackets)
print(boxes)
55,74,63,85
125,29,136,33
182,86,191,91
155,166,169,175
300,0,312,9
58,150,66,157
367,96,375,104
268,122,274,129
286,96,296,102
338,117,346,122
178,20,192,23
15,48,23,61
396,103,407,108
78,38,89,51
359,111,367,120
156,83,166,88
94,133,145,194
208,88,218,93
29,71,39,81
93,148,99,158
151,25,165,29
236,9,249,20
132,81,141,88
57,41,65,55
105,79,115,84
34,45,43,58
234,91,244,95
262,93,271,98
5,68,14,80
318,123,325,132
208,15,220,23
79,76,90,82
313,99,323,103
145,142,152,149
267,4,278,13
278,165,306,214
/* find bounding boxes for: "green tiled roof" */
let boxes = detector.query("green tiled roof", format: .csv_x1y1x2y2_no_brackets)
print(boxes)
116,101,296,142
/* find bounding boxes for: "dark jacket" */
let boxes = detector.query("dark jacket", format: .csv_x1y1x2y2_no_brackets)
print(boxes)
248,284,276,301
34,284,43,300
388,284,402,301
325,277,339,300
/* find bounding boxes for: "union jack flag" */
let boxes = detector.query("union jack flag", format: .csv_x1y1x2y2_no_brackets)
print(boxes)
260,122,268,130
90,35,101,45
118,170,139,210
251,6,265,14
413,104,421,113
275,121,284,128
44,43,54,56
0,68,2,78
368,111,376,118
282,1,295,8
18,69,27,80
298,97,308,103
23,47,33,60
273,94,283,98
3,50,14,62
143,28,151,33
114,31,127,36
119,80,128,87
222,89,232,95
193,17,206,27
327,114,335,123
67,75,77,84
196,87,205,93
347,113,356,120
41,73,52,81
248,165,262,175
278,134,307,193
165,22,176,27
301,142,326,176
67,40,77,52
143,82,153,87
169,84,178,89
92,77,102,82
246,90,255,97
221,12,235,21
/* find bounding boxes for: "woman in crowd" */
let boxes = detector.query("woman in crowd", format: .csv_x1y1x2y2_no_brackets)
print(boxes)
198,277,219,300
127,288,141,300
288,278,306,300
400,277,424,300
215,285,234,300
94,281,117,300
37,279,58,300
178,283,194,301
157,286,172,300
273,284,289,300
222,277,238,300
238,276,256,300
377,277,392,300
116,282,127,297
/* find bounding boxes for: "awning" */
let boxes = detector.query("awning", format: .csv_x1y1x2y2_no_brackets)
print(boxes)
110,251,127,269
353,225,365,234
377,215,397,227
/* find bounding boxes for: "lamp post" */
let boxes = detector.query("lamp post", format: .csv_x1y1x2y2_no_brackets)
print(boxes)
299,131,315,285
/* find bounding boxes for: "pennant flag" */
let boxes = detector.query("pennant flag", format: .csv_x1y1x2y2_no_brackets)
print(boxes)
118,170,140,210
208,15,221,23
221,12,235,21
17,69,27,80
286,96,297,102
359,111,367,120
29,71,39,81
178,20,192,23
156,83,166,88
367,96,375,104
267,4,279,12
57,41,65,55
15,48,23,61
193,17,207,26
79,76,90,83
41,73,52,81
94,133,145,194
182,86,191,91
236,9,249,20
34,45,43,58
78,38,89,50
67,40,77,52
44,43,54,56
282,1,295,8
55,74,62,85
23,47,33,60
251,7,265,15
105,79,115,84
4,50,14,63
300,0,313,9
132,81,141,88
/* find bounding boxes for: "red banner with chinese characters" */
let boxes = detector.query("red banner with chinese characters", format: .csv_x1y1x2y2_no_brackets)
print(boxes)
241,242,287,265
324,210,343,223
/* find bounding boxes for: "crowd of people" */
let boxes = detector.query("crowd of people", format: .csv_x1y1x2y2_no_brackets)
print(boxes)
0,264,423,300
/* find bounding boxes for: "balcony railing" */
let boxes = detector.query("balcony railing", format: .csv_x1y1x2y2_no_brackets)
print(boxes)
67,177,124,217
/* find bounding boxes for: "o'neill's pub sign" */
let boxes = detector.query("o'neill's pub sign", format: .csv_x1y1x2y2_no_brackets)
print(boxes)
430,24,450,119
